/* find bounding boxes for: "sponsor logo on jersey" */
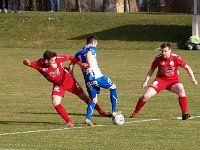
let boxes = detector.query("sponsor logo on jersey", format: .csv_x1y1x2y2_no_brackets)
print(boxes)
170,61,174,66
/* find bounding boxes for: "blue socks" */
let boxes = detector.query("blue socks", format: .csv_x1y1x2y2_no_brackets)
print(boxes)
110,88,118,112
86,101,96,120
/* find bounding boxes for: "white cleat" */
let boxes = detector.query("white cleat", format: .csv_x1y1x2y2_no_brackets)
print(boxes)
85,119,94,127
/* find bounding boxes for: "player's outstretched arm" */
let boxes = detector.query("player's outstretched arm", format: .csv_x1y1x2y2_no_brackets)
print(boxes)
184,65,198,85
67,55,88,70
22,59,38,69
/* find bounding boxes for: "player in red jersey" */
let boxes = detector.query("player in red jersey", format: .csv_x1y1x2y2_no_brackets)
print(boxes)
23,50,111,128
130,43,198,120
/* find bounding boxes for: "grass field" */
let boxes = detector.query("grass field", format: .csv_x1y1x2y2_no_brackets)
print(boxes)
0,12,200,150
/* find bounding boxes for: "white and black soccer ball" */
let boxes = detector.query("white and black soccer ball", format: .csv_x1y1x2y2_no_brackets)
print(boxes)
112,114,125,125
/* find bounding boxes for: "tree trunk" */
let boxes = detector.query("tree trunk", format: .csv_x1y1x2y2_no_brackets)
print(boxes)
129,0,138,12
124,0,130,12
61,0,68,11
102,0,116,12
116,0,124,12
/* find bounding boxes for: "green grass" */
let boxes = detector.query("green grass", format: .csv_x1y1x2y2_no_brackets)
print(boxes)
0,12,200,150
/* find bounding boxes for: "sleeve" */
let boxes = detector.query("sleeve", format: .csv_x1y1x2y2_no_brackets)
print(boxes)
56,55,71,62
57,54,83,67
28,60,41,70
177,56,187,68
89,47,96,55
151,57,158,69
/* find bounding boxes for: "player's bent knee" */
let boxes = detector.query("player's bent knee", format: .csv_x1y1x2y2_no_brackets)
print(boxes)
52,95,62,106
109,83,116,89
141,95,148,102
52,100,60,106
178,88,186,97
142,97,148,102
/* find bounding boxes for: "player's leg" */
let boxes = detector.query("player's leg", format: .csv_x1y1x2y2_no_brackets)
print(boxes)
85,96,98,126
4,0,8,12
77,91,111,117
50,0,54,12
52,85,74,127
108,83,119,116
130,87,157,118
97,76,119,116
56,0,60,11
69,77,97,126
170,83,190,120
52,95,74,126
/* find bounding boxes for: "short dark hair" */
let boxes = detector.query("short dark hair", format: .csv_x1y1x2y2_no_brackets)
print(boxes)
43,50,57,60
86,35,98,44
160,43,171,49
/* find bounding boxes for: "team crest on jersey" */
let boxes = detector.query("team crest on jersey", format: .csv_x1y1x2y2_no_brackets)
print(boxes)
160,62,165,65
170,61,174,66
52,64,57,68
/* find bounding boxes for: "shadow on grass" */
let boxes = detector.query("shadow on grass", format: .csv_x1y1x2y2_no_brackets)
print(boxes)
69,24,191,47
0,112,110,125
18,112,109,118
0,121,59,125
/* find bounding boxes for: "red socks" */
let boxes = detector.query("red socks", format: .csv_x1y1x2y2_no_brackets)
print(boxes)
132,96,188,116
179,96,188,114
54,104,73,124
132,98,146,116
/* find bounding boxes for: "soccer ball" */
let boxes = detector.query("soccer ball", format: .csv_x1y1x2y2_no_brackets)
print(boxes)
112,114,125,125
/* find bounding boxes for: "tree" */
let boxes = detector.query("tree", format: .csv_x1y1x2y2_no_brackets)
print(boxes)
102,0,116,12
129,0,138,12
124,0,130,12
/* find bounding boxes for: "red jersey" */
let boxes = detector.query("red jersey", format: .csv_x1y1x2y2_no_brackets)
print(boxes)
151,53,187,80
28,55,81,85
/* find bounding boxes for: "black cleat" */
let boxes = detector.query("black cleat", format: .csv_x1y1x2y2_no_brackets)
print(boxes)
182,113,191,120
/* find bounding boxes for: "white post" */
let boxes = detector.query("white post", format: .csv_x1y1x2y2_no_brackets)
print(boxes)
194,0,197,14
192,0,199,36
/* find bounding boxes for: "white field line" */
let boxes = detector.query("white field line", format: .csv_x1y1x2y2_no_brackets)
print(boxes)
0,118,160,136
171,115,200,120
0,116,199,137
125,118,161,123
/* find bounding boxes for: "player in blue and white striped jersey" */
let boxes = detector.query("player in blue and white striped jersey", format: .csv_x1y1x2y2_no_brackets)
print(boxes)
69,35,121,126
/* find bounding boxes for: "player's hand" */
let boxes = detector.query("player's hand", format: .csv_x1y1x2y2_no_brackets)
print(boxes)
192,79,198,85
81,63,89,70
86,67,92,74
141,81,148,88
23,59,30,66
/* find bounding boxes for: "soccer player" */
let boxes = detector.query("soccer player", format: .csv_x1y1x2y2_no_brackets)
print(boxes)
69,35,121,126
23,50,111,128
130,43,198,120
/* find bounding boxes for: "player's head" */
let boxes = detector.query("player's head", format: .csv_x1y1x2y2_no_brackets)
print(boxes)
43,50,57,66
160,43,171,59
86,35,98,46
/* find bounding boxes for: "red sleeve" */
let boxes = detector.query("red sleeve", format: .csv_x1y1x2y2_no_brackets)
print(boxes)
57,54,83,67
56,55,70,62
28,60,40,70
151,57,158,69
177,56,186,68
